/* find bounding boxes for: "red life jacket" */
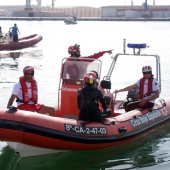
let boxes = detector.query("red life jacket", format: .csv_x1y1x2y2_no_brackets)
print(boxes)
139,76,153,99
67,63,79,79
19,76,38,103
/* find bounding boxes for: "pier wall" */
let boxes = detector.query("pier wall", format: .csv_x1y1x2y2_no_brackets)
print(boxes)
0,5,170,18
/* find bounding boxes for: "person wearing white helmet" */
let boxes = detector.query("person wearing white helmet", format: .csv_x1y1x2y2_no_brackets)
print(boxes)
115,65,160,112
77,72,108,123
7,66,56,116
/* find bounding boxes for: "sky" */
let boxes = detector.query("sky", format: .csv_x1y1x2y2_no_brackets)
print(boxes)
0,0,170,7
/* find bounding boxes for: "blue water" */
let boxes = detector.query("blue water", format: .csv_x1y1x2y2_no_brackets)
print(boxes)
0,20,170,170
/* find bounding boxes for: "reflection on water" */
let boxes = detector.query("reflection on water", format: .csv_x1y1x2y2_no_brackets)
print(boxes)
0,58,18,69
0,49,42,59
0,52,21,59
0,49,43,72
0,52,20,69
0,124,170,170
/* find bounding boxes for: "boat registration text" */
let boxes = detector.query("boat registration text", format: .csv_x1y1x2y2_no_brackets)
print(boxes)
65,124,107,135
130,110,162,128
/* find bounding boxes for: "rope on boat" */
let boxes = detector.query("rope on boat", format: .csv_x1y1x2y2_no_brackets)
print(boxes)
148,99,166,111
103,99,167,125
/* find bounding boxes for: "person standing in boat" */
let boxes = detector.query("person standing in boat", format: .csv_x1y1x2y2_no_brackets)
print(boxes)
115,65,160,112
77,72,108,123
9,23,20,42
68,43,112,59
63,44,112,79
7,66,56,116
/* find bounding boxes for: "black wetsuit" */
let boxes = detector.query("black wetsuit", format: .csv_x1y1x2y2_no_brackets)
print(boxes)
77,85,107,122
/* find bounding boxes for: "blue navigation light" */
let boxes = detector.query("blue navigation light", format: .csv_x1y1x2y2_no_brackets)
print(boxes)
127,43,147,48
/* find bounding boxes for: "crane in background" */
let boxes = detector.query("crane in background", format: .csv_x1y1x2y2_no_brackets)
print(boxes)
52,0,56,7
25,0,31,9
142,0,153,18
25,0,42,9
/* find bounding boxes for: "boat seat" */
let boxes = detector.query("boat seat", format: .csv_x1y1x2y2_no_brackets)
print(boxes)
100,80,111,90
100,80,115,117
100,80,112,105
126,86,139,101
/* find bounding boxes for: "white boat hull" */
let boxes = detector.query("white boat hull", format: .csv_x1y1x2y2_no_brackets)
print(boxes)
6,141,69,157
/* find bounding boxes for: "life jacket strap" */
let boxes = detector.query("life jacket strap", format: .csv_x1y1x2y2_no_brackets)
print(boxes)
144,92,155,97
16,98,37,104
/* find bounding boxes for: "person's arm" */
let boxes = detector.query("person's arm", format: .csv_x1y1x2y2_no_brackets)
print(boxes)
77,90,82,109
98,90,107,110
9,27,12,30
140,89,159,106
140,78,160,105
82,50,112,60
7,94,17,108
17,28,20,35
146,90,159,101
115,83,138,93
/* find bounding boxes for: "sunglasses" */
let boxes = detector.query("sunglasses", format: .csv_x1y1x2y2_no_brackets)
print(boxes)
25,73,34,76
143,71,151,75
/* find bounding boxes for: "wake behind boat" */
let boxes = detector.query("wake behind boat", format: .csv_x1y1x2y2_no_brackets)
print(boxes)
0,40,170,157
0,33,43,51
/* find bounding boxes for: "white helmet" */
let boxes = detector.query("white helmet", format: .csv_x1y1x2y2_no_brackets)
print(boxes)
142,65,152,72
23,66,34,75
84,72,97,84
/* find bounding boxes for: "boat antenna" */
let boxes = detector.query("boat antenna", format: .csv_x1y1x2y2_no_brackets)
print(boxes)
123,39,126,54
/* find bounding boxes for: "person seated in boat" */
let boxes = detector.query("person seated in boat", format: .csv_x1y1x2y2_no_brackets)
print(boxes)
9,23,20,42
77,72,108,123
7,66,56,116
62,44,112,79
115,65,160,112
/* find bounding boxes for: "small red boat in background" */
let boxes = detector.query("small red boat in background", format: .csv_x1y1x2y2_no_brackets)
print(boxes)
0,34,43,51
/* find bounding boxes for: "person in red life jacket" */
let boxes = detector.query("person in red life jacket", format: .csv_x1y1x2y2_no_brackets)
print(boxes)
77,72,108,123
115,65,160,112
7,66,56,116
62,44,112,79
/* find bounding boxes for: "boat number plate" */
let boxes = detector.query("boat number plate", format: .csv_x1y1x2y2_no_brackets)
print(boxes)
65,124,107,135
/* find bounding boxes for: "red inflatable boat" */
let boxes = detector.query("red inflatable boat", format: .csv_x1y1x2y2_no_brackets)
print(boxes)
0,40,170,157
0,34,42,51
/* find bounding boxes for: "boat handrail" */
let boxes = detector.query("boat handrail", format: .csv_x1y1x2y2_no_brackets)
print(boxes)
104,53,161,93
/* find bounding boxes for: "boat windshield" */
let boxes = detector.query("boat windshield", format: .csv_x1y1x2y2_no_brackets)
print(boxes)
62,58,102,81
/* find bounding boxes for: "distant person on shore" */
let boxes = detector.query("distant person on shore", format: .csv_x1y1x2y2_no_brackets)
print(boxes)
9,23,20,42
